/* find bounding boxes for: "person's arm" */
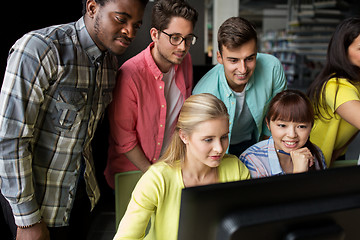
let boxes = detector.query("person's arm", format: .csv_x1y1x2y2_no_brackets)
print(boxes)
124,145,151,173
16,221,50,240
330,101,360,162
323,79,360,163
261,56,287,138
114,168,159,240
335,100,360,129
0,34,55,235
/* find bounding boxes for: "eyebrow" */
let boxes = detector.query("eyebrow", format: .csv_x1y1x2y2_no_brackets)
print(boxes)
114,11,143,24
202,132,229,138
115,12,131,17
226,53,256,61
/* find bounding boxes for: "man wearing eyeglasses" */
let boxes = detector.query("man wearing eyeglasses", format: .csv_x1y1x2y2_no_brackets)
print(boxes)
104,0,198,189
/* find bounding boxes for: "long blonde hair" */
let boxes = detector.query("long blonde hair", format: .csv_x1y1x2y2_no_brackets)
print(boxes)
160,93,229,166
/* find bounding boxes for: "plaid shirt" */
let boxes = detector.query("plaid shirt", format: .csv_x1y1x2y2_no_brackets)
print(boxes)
0,17,117,227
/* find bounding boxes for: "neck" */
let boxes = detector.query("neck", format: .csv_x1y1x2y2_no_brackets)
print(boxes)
84,15,106,52
151,43,172,73
182,158,218,188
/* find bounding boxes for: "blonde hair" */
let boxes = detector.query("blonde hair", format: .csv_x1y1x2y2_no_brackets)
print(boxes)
160,93,229,166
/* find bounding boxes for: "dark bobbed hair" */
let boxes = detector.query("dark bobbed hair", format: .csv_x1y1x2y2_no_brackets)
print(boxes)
151,0,198,31
266,90,324,170
217,16,257,54
266,89,314,126
82,0,149,16
307,17,360,120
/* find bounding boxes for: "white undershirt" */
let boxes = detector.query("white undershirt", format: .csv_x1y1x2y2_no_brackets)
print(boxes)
161,66,183,155
230,87,256,144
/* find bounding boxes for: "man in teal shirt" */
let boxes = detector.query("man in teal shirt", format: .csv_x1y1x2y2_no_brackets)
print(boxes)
193,17,286,156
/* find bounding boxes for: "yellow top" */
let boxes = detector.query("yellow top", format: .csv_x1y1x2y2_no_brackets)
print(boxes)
113,154,250,240
310,77,360,166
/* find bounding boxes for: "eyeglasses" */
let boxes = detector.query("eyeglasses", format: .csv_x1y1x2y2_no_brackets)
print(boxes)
160,30,198,46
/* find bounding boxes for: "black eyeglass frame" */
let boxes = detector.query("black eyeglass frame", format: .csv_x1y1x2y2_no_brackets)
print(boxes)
160,30,198,46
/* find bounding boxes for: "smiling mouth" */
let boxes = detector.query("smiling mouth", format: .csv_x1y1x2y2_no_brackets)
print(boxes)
283,140,298,148
234,73,247,80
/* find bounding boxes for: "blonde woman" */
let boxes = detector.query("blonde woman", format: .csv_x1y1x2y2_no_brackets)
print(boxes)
114,93,250,240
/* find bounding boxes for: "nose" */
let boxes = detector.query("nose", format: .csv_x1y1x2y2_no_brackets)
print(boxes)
121,24,137,39
237,60,247,73
213,140,224,154
287,126,298,138
177,39,187,51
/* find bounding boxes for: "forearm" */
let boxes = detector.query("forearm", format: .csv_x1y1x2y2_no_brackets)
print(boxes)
16,221,50,240
0,150,41,227
124,145,151,173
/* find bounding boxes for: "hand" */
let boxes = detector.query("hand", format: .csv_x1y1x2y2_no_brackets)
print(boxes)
290,147,314,173
16,221,50,240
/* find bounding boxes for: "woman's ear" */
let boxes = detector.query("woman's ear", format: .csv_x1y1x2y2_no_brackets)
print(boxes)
179,129,188,145
266,119,271,132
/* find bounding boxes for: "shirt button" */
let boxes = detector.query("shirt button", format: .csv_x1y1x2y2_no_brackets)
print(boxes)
160,124,163,127
159,86,162,89
161,105,165,108
157,142,161,145
231,102,235,105
153,158,157,161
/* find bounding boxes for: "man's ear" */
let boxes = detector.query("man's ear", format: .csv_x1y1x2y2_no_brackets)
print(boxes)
179,129,188,145
217,50,223,64
150,28,159,42
86,0,98,18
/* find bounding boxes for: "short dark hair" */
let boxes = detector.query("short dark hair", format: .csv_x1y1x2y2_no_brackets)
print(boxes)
151,0,198,31
82,0,149,16
218,17,257,54
266,89,314,126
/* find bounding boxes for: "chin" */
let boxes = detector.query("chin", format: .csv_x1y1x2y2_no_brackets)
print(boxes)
109,46,128,56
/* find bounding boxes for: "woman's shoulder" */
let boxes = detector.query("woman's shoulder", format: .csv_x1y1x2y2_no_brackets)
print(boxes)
326,77,360,90
220,154,251,180
324,77,360,103
149,161,178,175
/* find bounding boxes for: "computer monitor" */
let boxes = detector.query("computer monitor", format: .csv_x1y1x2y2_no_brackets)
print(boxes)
178,166,360,240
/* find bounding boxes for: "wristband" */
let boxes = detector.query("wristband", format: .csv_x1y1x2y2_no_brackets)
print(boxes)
17,219,42,229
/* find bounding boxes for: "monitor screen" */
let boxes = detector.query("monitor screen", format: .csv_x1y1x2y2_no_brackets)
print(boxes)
178,166,360,240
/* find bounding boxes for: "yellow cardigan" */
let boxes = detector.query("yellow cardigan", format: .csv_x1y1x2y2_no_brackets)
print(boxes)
113,154,250,240
310,77,360,166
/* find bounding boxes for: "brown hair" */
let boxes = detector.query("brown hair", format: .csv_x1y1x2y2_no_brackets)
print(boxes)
217,16,257,54
151,0,198,31
266,90,314,126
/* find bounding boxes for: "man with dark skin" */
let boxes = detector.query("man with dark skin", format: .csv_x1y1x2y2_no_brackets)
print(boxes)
0,0,147,239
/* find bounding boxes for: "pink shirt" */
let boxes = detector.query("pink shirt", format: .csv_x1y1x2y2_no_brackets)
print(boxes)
105,43,193,188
